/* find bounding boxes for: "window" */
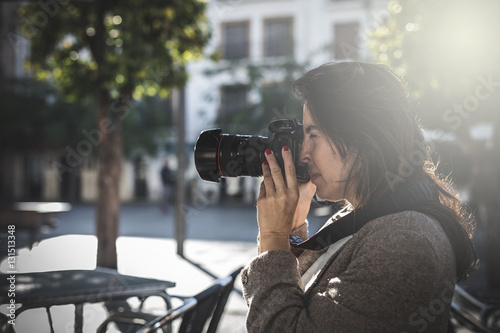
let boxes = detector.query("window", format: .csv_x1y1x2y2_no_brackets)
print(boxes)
333,22,360,60
219,85,249,117
264,18,294,58
221,21,249,59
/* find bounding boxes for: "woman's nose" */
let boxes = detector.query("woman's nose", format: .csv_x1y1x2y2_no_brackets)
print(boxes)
299,142,310,163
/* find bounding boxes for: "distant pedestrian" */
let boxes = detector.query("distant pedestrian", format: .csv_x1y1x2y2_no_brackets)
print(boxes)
160,160,175,213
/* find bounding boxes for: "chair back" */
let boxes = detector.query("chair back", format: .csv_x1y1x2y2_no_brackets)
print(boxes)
138,267,242,333
448,285,497,333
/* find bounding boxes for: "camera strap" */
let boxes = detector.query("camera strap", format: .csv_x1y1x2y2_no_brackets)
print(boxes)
290,180,440,251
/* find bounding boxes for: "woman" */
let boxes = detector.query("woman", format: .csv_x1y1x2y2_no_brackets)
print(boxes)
241,62,477,332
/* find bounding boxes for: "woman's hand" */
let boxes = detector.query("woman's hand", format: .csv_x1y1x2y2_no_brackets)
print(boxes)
257,146,300,253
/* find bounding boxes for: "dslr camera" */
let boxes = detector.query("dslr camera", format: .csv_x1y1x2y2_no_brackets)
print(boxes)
194,119,309,183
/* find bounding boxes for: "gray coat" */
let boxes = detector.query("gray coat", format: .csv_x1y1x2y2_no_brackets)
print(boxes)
241,211,456,332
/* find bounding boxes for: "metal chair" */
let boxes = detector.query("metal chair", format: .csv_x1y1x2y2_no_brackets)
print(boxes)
97,267,243,333
448,285,500,333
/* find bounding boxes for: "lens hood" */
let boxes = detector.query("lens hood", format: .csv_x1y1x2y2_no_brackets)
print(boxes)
194,129,223,182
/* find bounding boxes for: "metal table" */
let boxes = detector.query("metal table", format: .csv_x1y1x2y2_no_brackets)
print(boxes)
0,267,175,333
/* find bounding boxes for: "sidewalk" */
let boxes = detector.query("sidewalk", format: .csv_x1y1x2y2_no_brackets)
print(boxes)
1,234,256,333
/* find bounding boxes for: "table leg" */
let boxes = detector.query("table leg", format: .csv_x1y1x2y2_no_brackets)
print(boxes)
74,304,84,333
46,307,55,333
158,291,172,310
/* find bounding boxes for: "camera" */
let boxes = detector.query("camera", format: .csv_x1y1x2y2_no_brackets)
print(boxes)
194,119,310,183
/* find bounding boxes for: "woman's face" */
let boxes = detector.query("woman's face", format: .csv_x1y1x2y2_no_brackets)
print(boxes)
300,104,355,203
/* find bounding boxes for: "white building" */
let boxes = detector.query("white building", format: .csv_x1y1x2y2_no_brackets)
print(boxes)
185,0,390,143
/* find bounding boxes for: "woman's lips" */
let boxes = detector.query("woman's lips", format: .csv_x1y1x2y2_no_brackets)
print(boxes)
309,173,320,182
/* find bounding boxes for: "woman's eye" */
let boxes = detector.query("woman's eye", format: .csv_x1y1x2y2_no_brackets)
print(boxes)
309,133,318,138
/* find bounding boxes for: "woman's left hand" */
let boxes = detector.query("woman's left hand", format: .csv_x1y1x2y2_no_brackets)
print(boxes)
257,146,299,253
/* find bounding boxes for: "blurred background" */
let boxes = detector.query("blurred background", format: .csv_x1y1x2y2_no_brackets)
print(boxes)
1,0,500,331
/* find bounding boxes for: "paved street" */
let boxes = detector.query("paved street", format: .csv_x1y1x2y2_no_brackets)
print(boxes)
39,201,326,243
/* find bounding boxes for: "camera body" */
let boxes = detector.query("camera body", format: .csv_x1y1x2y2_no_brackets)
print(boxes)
195,119,309,183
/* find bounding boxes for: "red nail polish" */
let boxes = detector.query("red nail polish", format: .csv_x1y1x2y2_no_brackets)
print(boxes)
263,161,268,165
265,148,272,155
283,145,289,152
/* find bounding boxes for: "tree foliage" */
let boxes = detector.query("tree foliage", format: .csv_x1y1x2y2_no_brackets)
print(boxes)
21,0,210,101
15,0,208,156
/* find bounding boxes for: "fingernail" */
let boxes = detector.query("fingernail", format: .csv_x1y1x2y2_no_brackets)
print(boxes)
265,148,272,155
263,161,268,165
283,145,289,152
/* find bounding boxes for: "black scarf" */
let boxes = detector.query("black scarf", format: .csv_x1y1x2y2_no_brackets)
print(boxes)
290,180,440,251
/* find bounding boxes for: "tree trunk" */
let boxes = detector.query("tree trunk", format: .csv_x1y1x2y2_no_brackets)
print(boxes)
95,90,125,269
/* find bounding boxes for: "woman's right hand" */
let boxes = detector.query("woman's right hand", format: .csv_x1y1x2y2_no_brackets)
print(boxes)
292,180,316,230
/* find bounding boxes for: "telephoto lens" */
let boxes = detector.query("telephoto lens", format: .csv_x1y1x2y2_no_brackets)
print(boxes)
194,119,310,183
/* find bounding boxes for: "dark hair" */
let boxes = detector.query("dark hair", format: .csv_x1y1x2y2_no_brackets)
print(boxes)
294,62,477,281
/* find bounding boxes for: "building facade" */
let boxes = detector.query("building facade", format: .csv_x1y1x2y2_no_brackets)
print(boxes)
185,0,389,142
